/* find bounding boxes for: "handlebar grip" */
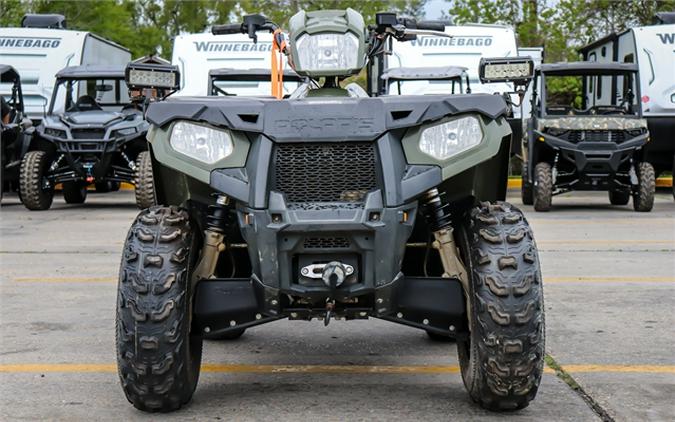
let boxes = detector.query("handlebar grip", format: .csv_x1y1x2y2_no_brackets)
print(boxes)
416,20,446,31
212,23,243,35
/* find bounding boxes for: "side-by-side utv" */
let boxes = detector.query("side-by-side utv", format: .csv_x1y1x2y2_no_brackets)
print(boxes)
116,10,545,413
522,62,654,211
19,65,155,210
1,64,32,199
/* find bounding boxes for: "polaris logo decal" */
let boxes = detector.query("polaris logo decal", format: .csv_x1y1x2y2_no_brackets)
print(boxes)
0,36,61,48
193,41,272,53
274,117,375,135
656,33,675,44
410,36,493,48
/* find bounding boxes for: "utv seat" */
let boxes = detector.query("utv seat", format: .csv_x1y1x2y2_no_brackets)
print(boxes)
69,95,103,112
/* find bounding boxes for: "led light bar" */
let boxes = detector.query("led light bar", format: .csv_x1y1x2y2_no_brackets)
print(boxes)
125,63,180,90
478,57,534,84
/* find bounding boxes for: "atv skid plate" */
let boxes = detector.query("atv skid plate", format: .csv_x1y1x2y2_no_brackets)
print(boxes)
193,275,467,337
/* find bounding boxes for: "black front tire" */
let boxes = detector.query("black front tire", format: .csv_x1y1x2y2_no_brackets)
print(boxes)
533,162,552,212
134,151,156,210
19,150,54,211
116,206,203,412
457,202,545,411
521,163,533,206
633,162,655,212
63,182,87,204
608,189,630,206
95,181,120,193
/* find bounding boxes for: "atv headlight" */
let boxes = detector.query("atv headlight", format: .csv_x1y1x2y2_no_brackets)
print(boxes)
45,127,66,138
419,116,483,160
295,33,359,72
170,121,233,164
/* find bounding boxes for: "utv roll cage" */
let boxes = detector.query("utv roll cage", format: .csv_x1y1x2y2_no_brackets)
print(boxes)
1,65,25,119
49,65,128,114
208,68,304,96
380,66,471,96
535,62,642,117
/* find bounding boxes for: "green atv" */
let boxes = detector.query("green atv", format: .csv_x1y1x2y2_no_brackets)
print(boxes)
116,9,545,412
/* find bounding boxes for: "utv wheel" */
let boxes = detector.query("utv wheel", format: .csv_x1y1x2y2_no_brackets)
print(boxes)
426,330,455,342
134,151,156,209
205,328,246,341
63,182,87,204
533,162,552,212
608,189,630,206
521,163,533,206
95,181,120,193
19,150,54,211
116,206,203,412
457,202,545,411
633,162,655,212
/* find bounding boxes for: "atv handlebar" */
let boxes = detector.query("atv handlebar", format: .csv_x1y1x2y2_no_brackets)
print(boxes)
415,20,446,32
212,23,244,35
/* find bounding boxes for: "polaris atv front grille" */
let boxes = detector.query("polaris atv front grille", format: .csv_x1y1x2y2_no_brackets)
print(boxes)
559,130,626,143
272,142,378,203
71,129,106,139
303,236,351,249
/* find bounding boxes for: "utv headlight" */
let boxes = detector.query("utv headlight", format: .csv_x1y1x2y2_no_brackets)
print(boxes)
295,33,359,71
45,127,66,138
113,127,137,137
170,121,233,164
419,116,483,160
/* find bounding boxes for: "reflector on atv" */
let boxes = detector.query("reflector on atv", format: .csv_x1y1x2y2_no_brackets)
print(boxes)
478,56,534,86
124,62,180,91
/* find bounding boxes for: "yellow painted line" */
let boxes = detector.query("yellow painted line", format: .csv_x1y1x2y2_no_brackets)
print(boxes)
12,276,116,283
560,365,675,374
507,177,672,188
538,239,674,245
546,276,675,284
0,363,673,375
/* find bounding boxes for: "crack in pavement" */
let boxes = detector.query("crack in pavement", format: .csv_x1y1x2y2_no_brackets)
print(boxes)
545,354,614,422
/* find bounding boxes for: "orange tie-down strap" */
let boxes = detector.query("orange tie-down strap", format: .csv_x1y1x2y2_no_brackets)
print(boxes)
271,29,287,99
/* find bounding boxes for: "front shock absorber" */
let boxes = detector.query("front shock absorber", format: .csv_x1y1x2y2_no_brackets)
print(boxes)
191,195,230,284
421,189,468,283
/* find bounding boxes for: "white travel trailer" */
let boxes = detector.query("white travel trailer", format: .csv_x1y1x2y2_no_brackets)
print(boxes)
0,16,130,122
172,32,295,97
580,21,675,175
369,23,542,155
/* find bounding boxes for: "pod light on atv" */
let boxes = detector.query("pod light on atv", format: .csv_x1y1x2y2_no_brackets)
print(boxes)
125,62,180,90
419,115,483,160
478,57,534,86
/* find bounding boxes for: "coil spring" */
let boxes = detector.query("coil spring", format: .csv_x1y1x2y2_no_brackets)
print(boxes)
421,188,452,232
206,195,230,233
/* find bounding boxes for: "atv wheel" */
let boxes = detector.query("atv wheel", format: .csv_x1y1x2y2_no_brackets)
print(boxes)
116,206,203,412
95,181,120,193
205,328,246,341
63,182,87,204
533,162,552,212
521,163,533,206
633,162,655,212
134,151,156,209
19,150,54,211
426,330,455,342
457,202,545,411
608,189,630,206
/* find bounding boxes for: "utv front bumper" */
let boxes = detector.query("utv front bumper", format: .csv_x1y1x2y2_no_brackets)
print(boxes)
535,130,649,174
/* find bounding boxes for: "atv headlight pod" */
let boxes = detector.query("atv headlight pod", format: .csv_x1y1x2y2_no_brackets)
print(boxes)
45,127,67,138
170,121,233,164
419,116,483,160
295,32,359,72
